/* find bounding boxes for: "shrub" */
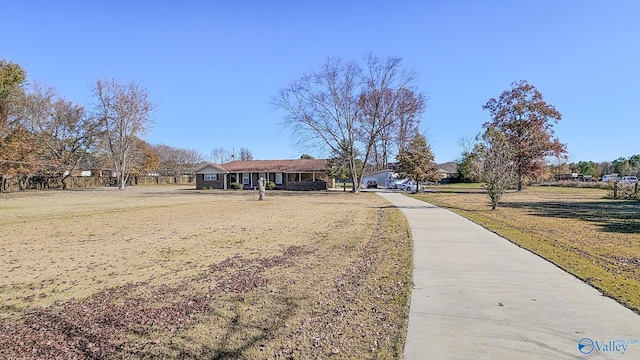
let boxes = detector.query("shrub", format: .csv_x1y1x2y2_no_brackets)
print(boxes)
230,182,243,190
266,181,276,190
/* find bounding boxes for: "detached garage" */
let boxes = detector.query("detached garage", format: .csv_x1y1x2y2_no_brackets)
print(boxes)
361,170,395,189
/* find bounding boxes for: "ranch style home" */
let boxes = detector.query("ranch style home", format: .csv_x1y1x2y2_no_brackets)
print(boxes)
195,159,330,190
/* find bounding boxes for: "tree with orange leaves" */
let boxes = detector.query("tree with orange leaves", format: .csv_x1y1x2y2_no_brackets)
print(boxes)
482,80,566,191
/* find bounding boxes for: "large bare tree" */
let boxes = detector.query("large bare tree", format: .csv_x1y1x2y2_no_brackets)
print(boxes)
210,146,230,164
92,79,154,190
359,55,425,172
274,53,425,192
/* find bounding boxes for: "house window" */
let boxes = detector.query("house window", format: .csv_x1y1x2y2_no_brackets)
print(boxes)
275,172,283,185
204,174,217,181
243,173,250,184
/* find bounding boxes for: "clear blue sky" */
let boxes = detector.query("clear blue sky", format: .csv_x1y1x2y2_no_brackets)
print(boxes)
4,0,639,163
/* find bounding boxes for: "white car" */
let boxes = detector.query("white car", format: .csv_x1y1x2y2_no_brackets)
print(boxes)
620,176,638,184
398,180,414,191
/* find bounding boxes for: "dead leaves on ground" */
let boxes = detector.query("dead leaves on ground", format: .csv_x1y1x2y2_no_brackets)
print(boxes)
0,247,302,359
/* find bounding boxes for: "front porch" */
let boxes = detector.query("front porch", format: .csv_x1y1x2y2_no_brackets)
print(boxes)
226,171,327,190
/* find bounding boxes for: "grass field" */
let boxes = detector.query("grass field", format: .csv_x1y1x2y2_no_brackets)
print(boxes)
0,186,412,359
415,184,640,312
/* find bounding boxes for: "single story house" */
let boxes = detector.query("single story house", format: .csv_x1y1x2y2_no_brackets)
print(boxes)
195,159,329,190
437,162,458,183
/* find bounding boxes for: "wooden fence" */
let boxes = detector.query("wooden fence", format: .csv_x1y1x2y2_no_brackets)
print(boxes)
0,175,194,192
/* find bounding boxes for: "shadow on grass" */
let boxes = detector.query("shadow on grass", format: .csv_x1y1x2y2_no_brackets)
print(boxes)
499,200,640,234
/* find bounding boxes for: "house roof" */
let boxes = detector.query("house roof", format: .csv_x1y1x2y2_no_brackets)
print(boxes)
194,163,229,174
221,159,327,173
437,162,458,174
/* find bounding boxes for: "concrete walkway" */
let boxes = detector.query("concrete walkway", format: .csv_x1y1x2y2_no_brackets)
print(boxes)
377,192,640,359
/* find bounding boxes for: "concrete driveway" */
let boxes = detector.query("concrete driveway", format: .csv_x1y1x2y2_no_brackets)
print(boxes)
377,192,640,359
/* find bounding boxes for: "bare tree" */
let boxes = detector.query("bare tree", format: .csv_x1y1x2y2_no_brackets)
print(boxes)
274,53,424,192
154,144,203,175
21,84,99,189
239,147,253,161
359,55,425,171
210,146,230,164
476,127,514,210
182,148,204,173
92,79,155,190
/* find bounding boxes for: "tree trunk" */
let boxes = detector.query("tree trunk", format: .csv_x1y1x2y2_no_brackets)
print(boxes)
517,170,524,191
349,156,360,193
118,172,126,190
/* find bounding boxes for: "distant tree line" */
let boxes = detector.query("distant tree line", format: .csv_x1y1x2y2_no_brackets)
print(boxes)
461,155,640,184
0,59,205,191
548,155,640,178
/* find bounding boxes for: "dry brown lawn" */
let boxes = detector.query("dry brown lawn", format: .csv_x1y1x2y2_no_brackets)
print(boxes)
0,186,412,359
415,185,640,312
